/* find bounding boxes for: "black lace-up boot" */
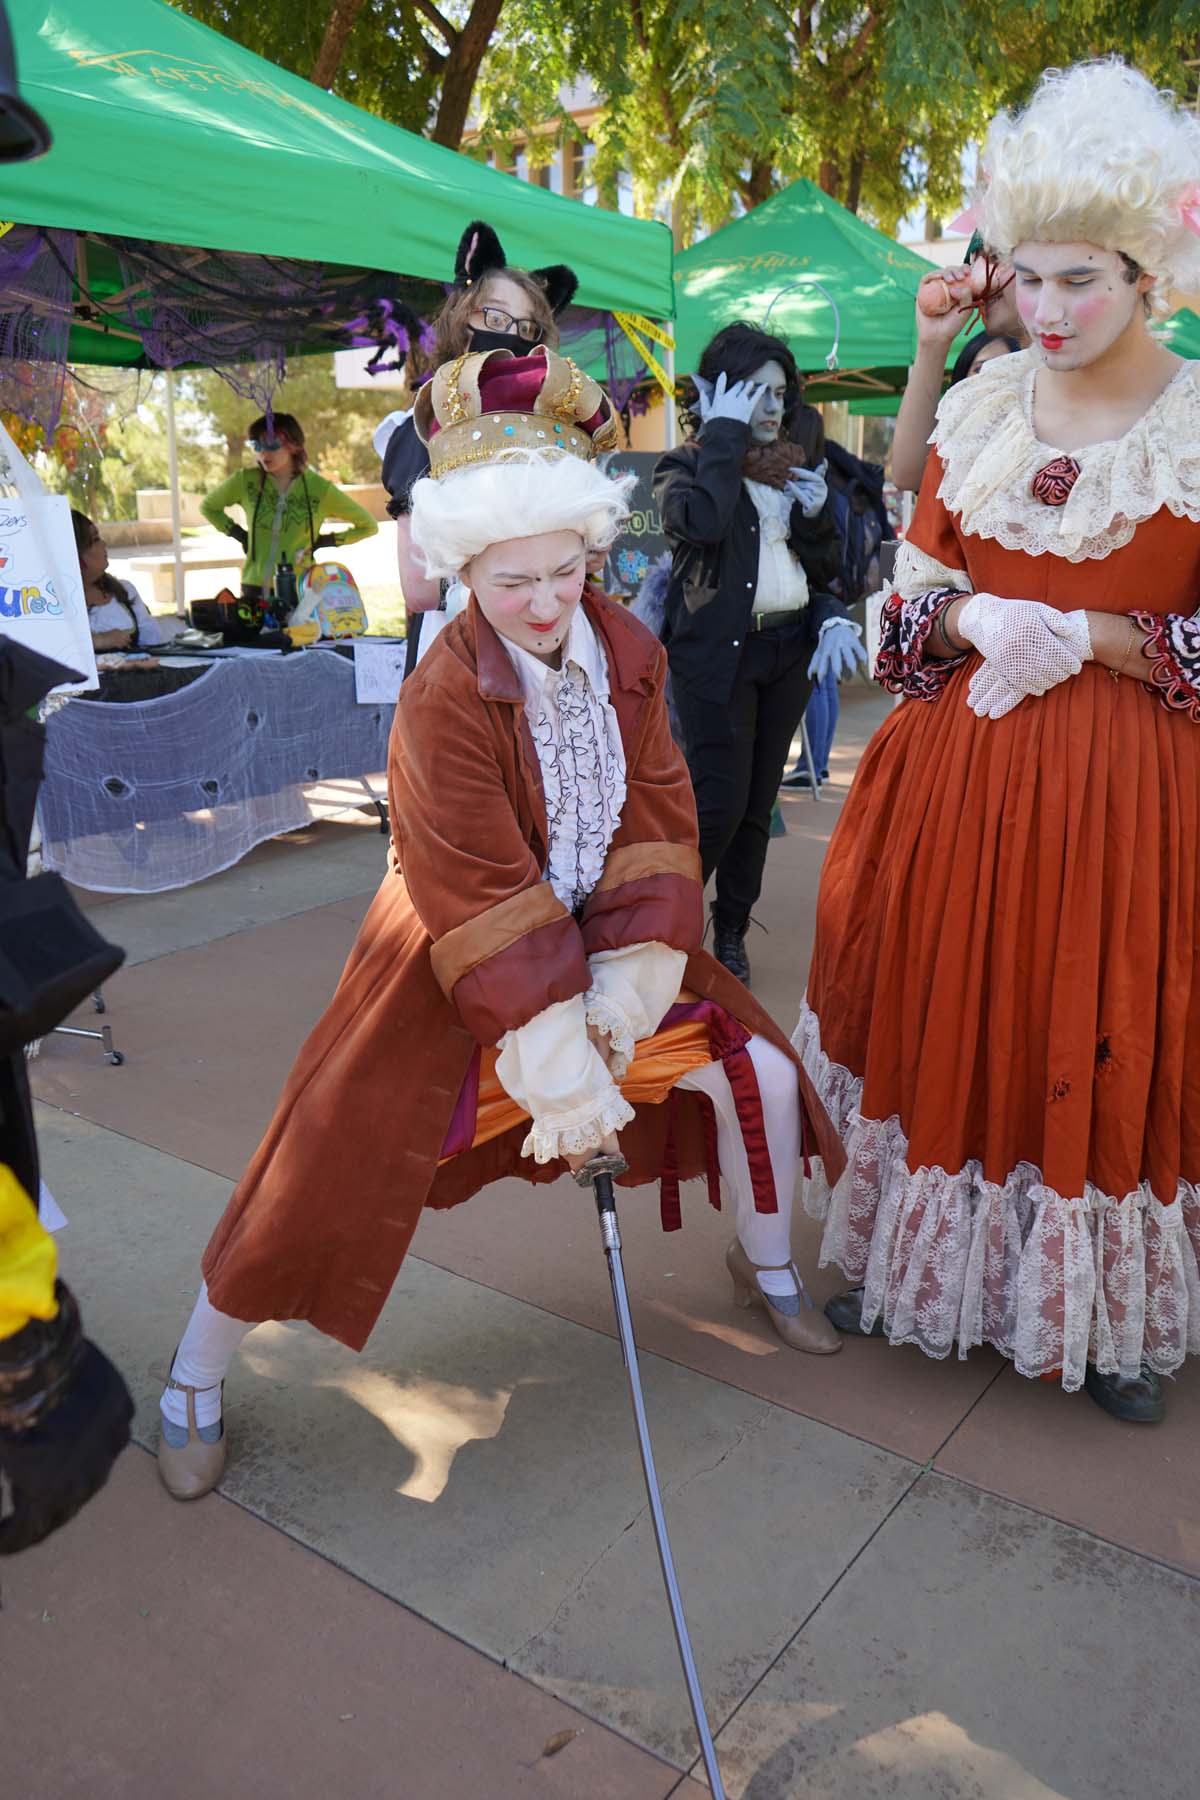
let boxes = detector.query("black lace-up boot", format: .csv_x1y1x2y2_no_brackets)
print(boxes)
710,904,751,985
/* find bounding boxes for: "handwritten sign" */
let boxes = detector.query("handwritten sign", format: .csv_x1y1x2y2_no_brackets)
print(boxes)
353,639,406,706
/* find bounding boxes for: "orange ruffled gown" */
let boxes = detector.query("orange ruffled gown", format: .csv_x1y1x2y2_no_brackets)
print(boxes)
796,353,1200,1389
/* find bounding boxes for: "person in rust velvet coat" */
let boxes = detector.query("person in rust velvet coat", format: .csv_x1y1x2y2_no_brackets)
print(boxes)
156,347,844,1502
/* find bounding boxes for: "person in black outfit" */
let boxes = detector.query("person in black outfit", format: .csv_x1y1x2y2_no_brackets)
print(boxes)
381,220,580,676
654,323,866,983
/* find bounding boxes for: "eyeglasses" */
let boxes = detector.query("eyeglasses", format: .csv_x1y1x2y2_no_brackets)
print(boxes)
474,304,544,344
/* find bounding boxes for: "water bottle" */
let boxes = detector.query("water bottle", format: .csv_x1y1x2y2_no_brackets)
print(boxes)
275,555,299,621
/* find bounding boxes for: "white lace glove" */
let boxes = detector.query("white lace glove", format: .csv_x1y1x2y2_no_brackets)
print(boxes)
966,666,1025,720
783,460,828,519
956,594,1092,701
692,371,762,425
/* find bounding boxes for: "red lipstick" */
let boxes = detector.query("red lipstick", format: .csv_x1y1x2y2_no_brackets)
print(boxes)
1039,334,1066,351
528,621,557,634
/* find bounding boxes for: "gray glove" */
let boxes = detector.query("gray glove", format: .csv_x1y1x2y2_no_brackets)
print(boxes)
784,460,829,519
692,371,763,426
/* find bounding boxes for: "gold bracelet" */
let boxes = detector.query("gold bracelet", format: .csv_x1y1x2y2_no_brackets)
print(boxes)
1109,617,1141,684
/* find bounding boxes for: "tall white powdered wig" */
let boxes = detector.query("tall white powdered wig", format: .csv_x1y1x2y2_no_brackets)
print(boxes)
408,346,632,579
982,60,1200,315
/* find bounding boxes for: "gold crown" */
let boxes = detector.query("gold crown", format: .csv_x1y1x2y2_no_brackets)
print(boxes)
414,346,620,477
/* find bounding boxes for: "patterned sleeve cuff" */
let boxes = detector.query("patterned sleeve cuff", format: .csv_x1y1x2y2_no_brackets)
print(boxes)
875,587,970,701
1131,611,1200,722
521,1087,636,1165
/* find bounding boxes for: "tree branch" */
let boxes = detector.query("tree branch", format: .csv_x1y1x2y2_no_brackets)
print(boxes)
310,0,368,89
407,0,460,53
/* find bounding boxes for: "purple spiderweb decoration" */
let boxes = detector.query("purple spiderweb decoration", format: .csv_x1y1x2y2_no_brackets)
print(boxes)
0,224,446,435
0,226,73,434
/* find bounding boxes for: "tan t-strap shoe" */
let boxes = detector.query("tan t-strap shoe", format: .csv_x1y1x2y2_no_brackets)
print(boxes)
157,1374,226,1501
726,1239,842,1354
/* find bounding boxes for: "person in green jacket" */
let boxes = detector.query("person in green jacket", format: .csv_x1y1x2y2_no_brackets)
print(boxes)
200,412,378,596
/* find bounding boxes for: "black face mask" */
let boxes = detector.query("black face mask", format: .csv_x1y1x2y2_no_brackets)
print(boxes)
469,327,538,358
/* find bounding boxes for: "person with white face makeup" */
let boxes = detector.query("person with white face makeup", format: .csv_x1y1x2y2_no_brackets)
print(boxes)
155,345,844,1503
654,323,864,985
794,59,1200,1424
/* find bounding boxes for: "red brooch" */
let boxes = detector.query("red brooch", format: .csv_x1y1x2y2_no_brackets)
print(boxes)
1031,455,1081,506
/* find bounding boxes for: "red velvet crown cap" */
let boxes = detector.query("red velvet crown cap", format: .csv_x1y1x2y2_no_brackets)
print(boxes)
421,347,610,445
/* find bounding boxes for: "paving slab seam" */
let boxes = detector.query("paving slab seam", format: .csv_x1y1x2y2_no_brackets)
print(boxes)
117,1444,692,1788
668,1357,1012,1791
928,1463,1200,1589
92,885,378,969
32,1095,241,1187
392,1246,996,1464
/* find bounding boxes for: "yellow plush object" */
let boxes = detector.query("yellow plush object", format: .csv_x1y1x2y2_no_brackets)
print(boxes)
0,1165,58,1339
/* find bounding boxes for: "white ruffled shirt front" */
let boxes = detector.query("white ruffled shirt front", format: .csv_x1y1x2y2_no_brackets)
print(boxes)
493,606,687,1163
744,480,811,614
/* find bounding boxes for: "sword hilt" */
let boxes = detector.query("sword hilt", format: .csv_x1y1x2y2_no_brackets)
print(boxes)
572,1151,629,1200
574,1152,629,1247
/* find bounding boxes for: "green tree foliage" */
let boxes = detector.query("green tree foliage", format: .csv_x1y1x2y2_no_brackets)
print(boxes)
171,2,1200,239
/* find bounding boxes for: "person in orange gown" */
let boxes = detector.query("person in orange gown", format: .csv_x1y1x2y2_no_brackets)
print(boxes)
795,59,1200,1422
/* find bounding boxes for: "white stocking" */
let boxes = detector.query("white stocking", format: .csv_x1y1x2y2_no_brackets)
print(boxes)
676,1035,800,1290
161,1283,255,1429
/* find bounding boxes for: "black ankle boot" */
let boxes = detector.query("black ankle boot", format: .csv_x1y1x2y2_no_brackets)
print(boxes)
710,905,751,984
823,1286,887,1338
1083,1363,1165,1423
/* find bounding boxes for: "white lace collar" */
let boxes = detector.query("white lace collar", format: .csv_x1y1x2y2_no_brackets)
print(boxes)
931,348,1200,562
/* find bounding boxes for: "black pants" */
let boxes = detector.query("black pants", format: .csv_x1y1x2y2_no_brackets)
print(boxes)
673,623,812,923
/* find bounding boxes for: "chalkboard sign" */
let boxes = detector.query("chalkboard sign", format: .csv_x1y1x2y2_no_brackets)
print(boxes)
598,451,669,597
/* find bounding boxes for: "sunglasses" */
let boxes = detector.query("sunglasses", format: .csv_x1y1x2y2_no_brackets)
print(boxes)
474,304,543,344
248,436,286,453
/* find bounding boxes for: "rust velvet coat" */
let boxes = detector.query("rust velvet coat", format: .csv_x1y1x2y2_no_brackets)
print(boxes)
203,591,842,1349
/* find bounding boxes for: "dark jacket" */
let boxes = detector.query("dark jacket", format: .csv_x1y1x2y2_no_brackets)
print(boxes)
653,418,847,705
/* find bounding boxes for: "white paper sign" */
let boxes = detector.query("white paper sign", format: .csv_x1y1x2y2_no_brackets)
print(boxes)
0,418,97,693
353,639,406,705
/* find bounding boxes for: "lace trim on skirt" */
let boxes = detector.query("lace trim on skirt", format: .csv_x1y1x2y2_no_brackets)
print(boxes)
793,1001,1200,1391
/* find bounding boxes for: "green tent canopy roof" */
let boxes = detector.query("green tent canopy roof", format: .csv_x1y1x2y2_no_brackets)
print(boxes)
8,0,673,320
671,180,938,384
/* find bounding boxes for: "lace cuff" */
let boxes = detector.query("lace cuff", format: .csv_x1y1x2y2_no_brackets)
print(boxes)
583,990,636,1078
521,1087,636,1165
1131,611,1200,722
875,588,970,701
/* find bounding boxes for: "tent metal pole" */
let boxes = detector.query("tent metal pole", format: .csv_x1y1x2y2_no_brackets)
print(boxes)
664,340,677,451
165,368,185,617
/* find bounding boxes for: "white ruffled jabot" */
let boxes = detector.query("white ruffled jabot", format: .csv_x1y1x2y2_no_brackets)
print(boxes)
931,349,1200,563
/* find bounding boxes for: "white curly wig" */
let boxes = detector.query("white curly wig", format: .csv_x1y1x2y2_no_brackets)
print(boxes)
409,446,634,581
982,59,1200,315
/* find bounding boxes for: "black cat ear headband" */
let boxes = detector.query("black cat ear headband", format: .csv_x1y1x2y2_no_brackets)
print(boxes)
453,218,579,316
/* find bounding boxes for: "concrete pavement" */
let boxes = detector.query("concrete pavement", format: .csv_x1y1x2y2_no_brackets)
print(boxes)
11,683,1200,1800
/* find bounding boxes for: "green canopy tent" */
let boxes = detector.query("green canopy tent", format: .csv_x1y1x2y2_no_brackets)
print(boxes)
669,181,938,399
577,179,975,424
2,0,673,604
6,0,674,349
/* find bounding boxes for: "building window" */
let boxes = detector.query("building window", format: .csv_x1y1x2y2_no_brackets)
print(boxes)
571,139,598,206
